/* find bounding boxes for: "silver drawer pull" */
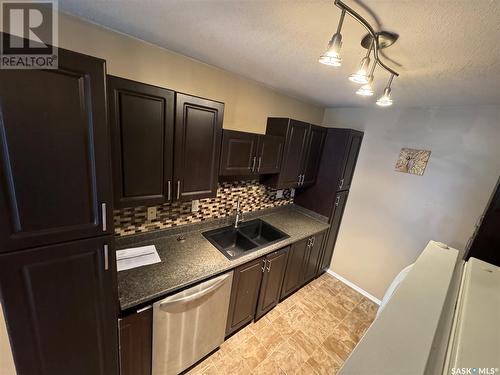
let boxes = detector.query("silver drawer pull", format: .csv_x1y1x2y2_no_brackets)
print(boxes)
167,180,171,200
335,196,340,206
104,244,109,270
177,180,181,200
101,203,107,231
251,156,256,172
339,178,344,189
257,157,262,172
266,259,271,272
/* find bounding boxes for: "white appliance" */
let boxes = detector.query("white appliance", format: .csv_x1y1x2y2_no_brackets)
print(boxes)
340,241,500,375
152,271,233,375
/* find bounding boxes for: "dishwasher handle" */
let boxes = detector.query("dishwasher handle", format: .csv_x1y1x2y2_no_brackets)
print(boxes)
159,273,231,311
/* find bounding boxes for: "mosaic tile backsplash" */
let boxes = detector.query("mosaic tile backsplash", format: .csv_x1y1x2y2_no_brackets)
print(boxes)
113,180,293,236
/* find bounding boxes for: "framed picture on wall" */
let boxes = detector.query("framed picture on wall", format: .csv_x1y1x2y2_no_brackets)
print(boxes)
395,148,431,176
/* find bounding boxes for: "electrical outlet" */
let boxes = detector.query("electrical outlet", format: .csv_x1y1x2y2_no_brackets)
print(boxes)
275,189,284,199
191,199,200,212
147,207,157,221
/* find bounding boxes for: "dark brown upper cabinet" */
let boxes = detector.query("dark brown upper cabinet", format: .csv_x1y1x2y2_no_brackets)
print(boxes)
219,130,259,176
0,236,119,375
0,47,113,253
301,125,327,187
255,247,289,319
303,231,325,283
119,307,153,375
219,130,284,177
108,76,175,208
226,257,264,335
263,118,309,189
318,191,349,275
257,134,284,175
175,94,224,201
294,128,363,218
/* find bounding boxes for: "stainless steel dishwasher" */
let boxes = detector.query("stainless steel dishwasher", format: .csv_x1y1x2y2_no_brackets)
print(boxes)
152,271,233,375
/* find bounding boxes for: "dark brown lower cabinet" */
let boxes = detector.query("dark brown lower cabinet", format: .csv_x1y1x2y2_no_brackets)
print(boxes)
226,257,265,335
303,232,325,283
255,247,289,319
280,238,309,299
119,307,153,375
0,236,119,375
318,191,349,275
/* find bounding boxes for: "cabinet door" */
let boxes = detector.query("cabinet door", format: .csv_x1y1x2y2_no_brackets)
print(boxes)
219,130,258,176
226,257,264,335
280,121,309,187
303,232,325,283
0,236,119,375
108,76,175,208
0,48,113,253
281,238,309,299
255,247,289,319
256,135,284,174
174,94,223,201
119,307,152,375
301,126,326,186
318,191,349,274
338,131,363,191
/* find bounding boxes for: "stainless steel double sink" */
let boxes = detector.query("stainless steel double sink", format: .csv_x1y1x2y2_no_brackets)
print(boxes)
202,219,289,260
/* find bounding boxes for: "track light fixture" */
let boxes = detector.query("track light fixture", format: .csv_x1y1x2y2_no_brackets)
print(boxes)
318,9,346,67
349,41,373,84
319,0,400,107
376,74,394,106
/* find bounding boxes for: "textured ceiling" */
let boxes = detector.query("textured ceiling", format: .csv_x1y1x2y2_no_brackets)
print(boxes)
58,0,500,108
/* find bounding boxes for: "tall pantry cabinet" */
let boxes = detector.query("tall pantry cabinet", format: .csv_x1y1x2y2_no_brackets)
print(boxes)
295,128,363,275
0,45,119,375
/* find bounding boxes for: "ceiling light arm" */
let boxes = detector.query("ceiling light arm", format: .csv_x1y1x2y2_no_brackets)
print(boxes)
333,0,399,78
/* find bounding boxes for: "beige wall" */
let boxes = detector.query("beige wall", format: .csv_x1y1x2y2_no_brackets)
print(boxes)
55,13,324,133
323,105,500,299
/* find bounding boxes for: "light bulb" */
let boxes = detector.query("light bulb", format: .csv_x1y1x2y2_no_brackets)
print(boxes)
349,57,371,84
319,33,342,67
356,81,374,96
376,87,393,106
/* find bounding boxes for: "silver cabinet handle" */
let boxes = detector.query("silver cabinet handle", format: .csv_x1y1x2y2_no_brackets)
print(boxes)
257,157,262,172
101,203,107,231
159,273,230,310
262,259,266,272
104,244,109,270
301,174,305,185
167,180,171,201
297,175,301,185
335,196,340,206
311,236,315,246
266,259,271,272
177,180,181,200
251,156,256,173
339,178,344,189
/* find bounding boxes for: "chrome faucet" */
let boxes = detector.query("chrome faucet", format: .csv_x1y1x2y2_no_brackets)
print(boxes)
234,198,243,228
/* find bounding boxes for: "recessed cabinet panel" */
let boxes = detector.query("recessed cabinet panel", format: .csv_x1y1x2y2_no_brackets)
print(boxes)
119,308,153,375
318,191,349,275
0,236,119,375
219,130,258,176
256,247,289,319
108,76,174,208
339,131,363,191
226,257,264,335
281,237,309,299
175,94,223,201
257,135,284,175
302,126,326,186
303,232,325,283
0,48,113,252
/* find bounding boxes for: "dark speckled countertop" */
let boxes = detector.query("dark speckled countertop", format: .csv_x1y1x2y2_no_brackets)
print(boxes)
116,205,329,312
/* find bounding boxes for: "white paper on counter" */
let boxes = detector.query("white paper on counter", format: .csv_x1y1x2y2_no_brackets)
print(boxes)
116,245,161,272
